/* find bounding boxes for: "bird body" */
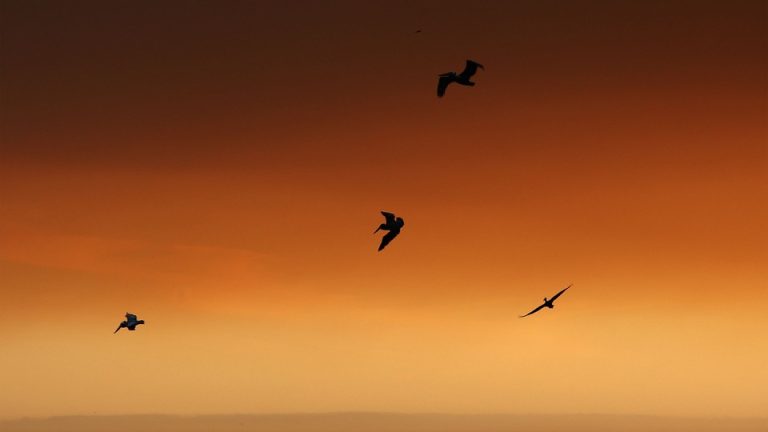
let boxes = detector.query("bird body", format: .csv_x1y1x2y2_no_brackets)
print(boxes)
374,211,404,251
437,60,484,97
520,285,571,318
114,313,145,333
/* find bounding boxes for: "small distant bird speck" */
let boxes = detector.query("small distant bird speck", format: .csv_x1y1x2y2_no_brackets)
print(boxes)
114,312,145,333
415,29,422,33
437,59,484,97
519,284,572,318
374,211,404,251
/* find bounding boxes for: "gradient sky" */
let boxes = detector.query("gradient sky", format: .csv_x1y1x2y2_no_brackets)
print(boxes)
1,0,766,419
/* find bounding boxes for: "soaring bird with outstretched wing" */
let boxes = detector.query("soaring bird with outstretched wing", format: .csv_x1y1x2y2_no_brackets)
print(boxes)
114,312,145,333
437,59,484,97
520,284,572,318
374,211,405,251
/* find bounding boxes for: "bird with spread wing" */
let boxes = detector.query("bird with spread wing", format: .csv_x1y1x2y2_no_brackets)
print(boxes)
374,211,405,251
519,285,572,318
437,60,484,97
114,313,145,333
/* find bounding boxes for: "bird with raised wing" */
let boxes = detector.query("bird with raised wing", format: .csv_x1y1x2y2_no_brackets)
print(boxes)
519,285,572,318
437,60,484,97
114,313,145,333
374,211,404,251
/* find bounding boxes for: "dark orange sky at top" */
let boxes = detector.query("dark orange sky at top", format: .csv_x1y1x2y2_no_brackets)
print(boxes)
1,0,766,420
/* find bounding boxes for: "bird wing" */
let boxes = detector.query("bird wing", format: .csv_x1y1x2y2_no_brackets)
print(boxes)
378,230,400,251
519,303,546,318
125,313,137,322
549,284,572,303
381,211,397,225
437,75,453,97
459,60,484,80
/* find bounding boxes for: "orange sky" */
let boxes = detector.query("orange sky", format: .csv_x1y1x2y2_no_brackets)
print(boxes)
1,0,766,419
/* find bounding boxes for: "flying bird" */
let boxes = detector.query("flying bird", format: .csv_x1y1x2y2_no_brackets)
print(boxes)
519,284,572,318
374,211,404,251
114,313,145,333
437,60,484,97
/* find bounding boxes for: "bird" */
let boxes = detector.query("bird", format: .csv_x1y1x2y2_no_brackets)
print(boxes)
374,211,404,251
437,60,484,97
114,313,145,333
519,284,572,318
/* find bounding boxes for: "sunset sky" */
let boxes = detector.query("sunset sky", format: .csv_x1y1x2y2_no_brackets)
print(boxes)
1,0,766,420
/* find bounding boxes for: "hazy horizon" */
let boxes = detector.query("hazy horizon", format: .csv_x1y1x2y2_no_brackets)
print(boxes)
3,413,768,432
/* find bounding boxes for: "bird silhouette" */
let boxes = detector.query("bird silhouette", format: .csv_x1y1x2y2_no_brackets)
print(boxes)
374,211,404,251
519,284,572,318
437,60,484,97
114,313,145,333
